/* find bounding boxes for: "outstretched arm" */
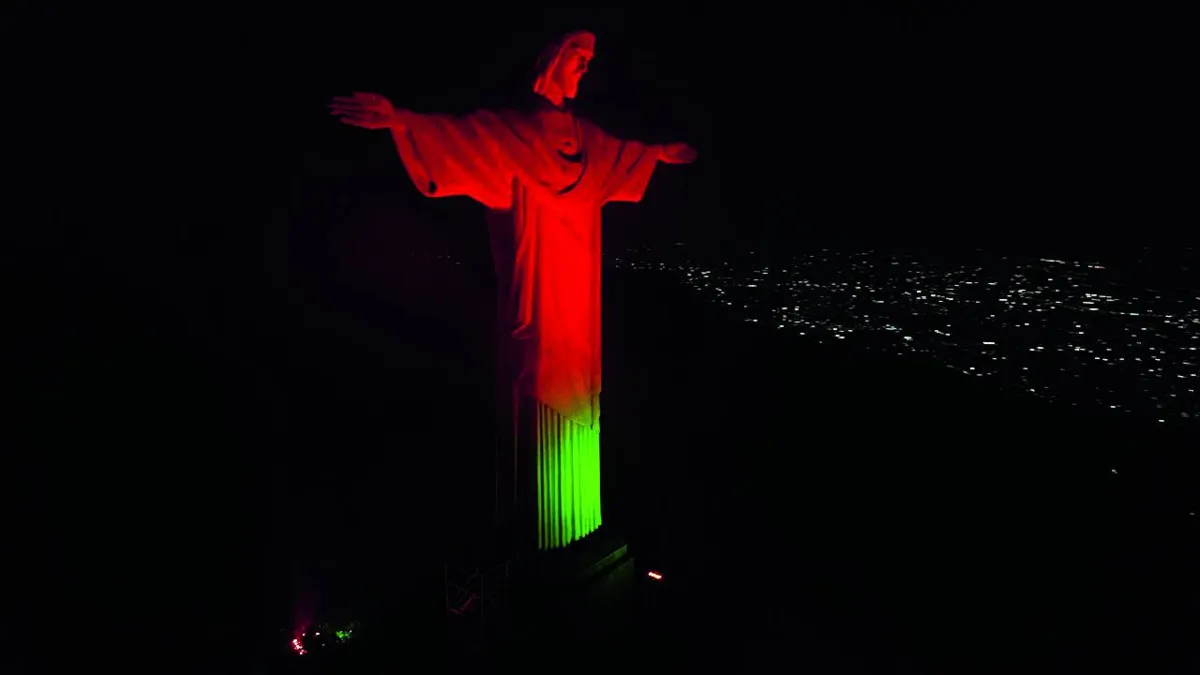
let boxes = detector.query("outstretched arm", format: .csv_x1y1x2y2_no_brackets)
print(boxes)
329,92,520,210
329,92,398,130
592,126,698,204
659,142,698,165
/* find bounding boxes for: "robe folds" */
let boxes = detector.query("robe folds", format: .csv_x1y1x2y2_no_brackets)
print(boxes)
391,103,661,548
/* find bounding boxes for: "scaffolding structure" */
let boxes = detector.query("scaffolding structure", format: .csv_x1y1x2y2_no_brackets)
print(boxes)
444,558,511,657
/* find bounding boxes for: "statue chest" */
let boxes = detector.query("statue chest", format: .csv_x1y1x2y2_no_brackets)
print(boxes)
538,109,585,160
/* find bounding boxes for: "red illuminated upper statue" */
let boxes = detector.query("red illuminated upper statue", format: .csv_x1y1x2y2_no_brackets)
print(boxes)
330,31,695,550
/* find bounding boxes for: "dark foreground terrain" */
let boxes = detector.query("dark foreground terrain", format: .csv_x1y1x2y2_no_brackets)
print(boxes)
605,270,1198,674
11,247,1196,674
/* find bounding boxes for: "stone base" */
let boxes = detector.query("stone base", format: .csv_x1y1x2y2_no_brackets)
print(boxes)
504,527,636,658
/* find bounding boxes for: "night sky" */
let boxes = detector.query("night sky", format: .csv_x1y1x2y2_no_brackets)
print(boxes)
251,3,1190,254
13,3,1193,255
6,2,1196,671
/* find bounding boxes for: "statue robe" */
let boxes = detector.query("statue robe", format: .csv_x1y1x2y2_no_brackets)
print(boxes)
390,102,661,549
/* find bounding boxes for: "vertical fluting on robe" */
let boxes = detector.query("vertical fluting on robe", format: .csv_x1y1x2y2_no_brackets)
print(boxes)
531,400,602,549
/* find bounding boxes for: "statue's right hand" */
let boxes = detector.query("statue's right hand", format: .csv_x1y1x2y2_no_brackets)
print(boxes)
328,92,397,130
660,142,698,165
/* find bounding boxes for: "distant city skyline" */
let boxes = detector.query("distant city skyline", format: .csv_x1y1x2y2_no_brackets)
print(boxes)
612,244,1197,427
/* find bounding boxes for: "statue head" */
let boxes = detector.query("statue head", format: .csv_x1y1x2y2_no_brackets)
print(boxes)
533,30,596,106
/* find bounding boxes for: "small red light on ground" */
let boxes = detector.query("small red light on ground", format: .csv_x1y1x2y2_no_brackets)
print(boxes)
647,571,663,580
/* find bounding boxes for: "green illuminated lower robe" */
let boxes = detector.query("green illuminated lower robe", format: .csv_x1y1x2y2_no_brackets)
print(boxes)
528,399,602,550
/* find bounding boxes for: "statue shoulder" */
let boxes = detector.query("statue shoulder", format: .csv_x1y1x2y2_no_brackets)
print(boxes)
574,116,617,145
470,106,537,127
576,116,605,135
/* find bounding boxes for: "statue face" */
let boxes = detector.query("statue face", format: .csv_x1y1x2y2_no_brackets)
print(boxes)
552,45,593,100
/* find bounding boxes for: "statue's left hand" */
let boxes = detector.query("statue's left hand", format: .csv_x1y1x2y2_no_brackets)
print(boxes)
328,92,397,130
660,142,698,165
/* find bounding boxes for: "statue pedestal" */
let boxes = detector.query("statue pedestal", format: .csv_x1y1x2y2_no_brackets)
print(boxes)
506,527,635,658
515,525,629,586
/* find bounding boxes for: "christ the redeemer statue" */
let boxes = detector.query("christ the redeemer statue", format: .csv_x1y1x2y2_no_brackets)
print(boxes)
330,30,695,551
